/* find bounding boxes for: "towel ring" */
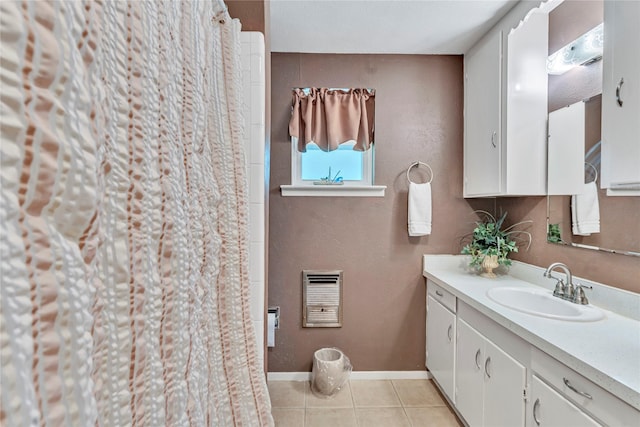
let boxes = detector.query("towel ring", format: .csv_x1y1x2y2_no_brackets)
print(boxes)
406,161,434,184
585,162,598,183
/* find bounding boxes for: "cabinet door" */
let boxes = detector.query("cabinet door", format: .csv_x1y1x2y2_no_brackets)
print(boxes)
455,319,485,427
426,295,456,402
464,30,502,197
601,0,640,191
530,375,601,427
483,339,526,427
504,10,548,196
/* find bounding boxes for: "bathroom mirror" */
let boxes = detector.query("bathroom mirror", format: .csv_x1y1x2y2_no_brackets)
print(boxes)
545,0,640,256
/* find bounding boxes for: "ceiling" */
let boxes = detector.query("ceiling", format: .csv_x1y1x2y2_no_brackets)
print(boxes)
269,0,520,55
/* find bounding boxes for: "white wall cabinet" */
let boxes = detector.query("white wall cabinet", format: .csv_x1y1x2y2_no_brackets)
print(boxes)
463,2,550,197
529,375,601,427
601,0,640,195
464,30,502,196
426,293,456,402
455,318,526,427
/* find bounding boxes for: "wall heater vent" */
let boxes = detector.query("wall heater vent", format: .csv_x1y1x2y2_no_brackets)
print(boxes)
302,270,343,328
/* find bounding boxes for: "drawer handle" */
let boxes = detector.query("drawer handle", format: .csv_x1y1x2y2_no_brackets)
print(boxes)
491,131,497,148
484,356,492,378
563,377,593,399
533,398,541,426
474,349,482,370
435,290,444,297
616,77,624,107
447,325,453,342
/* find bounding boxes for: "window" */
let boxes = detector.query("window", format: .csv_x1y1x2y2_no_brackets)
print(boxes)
281,87,386,197
292,140,373,186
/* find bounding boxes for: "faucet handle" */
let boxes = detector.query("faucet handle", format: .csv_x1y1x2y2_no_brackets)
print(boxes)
572,284,592,305
552,279,565,297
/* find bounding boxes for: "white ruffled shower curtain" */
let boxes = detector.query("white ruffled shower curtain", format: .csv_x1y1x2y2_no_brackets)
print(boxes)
0,1,273,425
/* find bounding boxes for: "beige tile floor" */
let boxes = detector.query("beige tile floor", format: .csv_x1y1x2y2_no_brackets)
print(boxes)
268,379,463,427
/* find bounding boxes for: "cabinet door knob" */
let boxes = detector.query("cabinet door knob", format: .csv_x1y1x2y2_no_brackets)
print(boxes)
563,377,593,399
616,77,624,107
533,398,541,426
447,325,453,342
474,349,482,370
484,356,492,378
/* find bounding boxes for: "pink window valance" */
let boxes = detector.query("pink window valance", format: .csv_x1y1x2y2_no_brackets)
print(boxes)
288,88,375,153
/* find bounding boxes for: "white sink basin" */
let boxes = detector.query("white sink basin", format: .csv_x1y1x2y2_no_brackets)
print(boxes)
486,287,604,322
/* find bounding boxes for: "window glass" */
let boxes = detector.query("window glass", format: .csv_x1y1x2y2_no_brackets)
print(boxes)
300,142,364,181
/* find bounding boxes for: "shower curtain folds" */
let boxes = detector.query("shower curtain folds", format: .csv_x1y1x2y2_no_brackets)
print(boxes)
0,1,273,425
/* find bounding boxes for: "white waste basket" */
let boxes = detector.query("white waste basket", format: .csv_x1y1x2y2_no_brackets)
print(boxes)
311,348,351,397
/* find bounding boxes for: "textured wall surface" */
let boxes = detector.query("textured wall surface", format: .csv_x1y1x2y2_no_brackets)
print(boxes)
268,53,492,372
498,196,640,293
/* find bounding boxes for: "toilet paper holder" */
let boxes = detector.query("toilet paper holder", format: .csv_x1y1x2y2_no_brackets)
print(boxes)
268,306,280,329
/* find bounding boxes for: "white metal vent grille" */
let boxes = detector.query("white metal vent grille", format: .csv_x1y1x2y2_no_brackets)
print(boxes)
302,270,343,327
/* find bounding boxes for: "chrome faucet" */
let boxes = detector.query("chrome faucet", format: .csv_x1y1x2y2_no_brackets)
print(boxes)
543,262,592,304
544,262,573,298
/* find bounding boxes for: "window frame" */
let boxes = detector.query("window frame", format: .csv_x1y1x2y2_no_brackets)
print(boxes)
281,138,386,197
291,140,374,187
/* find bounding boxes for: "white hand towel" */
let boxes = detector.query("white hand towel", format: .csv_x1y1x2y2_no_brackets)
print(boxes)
571,181,600,236
408,182,432,236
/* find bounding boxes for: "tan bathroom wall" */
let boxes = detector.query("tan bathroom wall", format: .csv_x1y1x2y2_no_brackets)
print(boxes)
268,53,493,372
227,0,265,33
498,196,639,294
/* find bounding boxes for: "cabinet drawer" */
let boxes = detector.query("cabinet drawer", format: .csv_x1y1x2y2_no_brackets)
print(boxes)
531,348,639,426
531,374,600,426
427,281,456,313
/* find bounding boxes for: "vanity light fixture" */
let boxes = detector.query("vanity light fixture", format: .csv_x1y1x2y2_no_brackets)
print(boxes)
547,23,604,75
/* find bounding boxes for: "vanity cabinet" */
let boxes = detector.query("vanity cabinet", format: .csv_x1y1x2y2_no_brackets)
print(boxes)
530,375,600,427
424,257,640,427
425,279,639,427
455,318,526,427
601,0,640,194
463,3,549,198
425,282,456,402
531,347,639,426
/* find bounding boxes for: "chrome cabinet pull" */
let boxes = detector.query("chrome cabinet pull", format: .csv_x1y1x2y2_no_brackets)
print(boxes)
491,131,497,148
533,398,541,426
447,325,453,342
484,356,492,378
474,349,482,370
563,377,593,399
616,77,624,107
435,290,444,297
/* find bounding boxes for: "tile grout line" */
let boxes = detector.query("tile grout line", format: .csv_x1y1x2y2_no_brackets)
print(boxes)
390,379,414,427
348,380,358,426
304,380,307,427
271,379,457,426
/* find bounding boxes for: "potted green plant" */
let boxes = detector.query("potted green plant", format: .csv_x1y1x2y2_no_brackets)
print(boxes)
547,223,563,244
461,211,532,278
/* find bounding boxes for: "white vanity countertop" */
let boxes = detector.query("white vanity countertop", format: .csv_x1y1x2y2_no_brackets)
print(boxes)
423,255,640,411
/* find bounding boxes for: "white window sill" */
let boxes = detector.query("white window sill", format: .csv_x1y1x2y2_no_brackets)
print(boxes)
280,185,386,197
